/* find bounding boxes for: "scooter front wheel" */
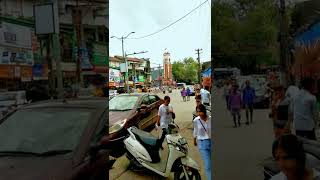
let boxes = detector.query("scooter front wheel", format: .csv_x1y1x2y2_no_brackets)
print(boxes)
174,166,201,180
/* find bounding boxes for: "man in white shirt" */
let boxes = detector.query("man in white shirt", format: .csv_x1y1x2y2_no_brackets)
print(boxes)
289,78,319,140
156,96,174,149
200,86,211,106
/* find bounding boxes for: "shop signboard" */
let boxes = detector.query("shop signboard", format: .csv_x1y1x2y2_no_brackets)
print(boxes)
109,68,121,82
93,43,108,65
120,63,127,73
0,47,33,65
21,66,32,82
0,22,32,49
0,65,14,78
138,75,145,82
33,64,48,80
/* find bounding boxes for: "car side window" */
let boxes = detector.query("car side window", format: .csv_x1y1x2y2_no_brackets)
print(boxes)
141,96,150,105
149,95,157,104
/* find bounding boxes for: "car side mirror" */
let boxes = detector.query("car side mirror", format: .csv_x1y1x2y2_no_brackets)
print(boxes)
138,104,147,112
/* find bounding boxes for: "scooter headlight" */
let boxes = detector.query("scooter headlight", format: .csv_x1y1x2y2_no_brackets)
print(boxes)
109,119,127,134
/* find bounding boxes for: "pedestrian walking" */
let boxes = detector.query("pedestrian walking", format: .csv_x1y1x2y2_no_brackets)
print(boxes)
195,88,201,97
181,88,187,102
288,78,319,140
270,85,290,139
156,96,174,149
193,95,202,120
229,84,242,128
223,81,232,110
270,134,320,180
242,80,256,124
200,86,211,106
186,87,191,101
193,104,212,180
283,84,300,133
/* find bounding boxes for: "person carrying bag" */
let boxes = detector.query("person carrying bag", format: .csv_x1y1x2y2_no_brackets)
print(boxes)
193,104,212,180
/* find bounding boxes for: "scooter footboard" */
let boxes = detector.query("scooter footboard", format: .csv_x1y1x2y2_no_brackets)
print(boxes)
180,156,200,171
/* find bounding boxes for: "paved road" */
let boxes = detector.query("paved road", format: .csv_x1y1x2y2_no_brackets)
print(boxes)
213,88,274,179
109,89,207,180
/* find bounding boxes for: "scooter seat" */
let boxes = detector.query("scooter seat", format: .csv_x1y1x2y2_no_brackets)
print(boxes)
131,127,158,147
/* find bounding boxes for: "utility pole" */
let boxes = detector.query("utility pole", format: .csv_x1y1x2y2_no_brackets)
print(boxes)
279,0,289,86
51,0,63,99
159,64,161,87
133,63,136,89
111,32,135,93
120,37,129,93
46,36,54,99
195,48,203,84
74,0,82,85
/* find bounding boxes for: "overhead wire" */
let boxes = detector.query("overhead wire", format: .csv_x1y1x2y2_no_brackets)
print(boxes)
127,0,209,40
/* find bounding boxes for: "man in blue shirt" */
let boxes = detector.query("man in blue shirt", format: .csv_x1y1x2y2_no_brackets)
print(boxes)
243,80,256,125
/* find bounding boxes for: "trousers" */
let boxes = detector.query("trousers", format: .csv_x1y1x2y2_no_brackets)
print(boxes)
198,139,212,180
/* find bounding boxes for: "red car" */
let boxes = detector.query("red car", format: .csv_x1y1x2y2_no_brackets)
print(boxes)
104,93,163,158
0,98,109,180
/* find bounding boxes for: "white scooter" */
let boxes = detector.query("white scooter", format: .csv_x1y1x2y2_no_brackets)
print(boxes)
124,122,201,180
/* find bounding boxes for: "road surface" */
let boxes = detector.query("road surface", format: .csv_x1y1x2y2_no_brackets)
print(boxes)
213,88,274,179
109,89,207,180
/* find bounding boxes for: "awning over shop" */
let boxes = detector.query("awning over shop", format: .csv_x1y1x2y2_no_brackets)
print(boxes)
202,67,211,77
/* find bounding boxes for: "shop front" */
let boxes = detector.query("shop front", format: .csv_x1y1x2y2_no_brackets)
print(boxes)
0,65,32,90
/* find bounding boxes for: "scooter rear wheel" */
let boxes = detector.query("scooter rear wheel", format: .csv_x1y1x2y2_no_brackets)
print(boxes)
174,166,201,180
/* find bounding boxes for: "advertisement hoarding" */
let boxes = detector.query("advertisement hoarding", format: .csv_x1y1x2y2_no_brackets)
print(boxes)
109,68,121,82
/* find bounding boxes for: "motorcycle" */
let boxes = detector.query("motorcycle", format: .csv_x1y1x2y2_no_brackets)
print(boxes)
263,137,320,180
124,122,201,180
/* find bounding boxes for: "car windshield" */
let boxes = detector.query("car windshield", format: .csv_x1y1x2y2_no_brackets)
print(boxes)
109,96,138,111
0,108,92,154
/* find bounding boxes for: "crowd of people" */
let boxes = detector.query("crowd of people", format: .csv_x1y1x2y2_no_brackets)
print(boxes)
221,76,320,180
223,79,256,127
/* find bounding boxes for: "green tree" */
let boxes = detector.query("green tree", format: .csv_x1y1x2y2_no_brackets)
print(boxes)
212,0,280,74
172,57,199,84
172,61,185,82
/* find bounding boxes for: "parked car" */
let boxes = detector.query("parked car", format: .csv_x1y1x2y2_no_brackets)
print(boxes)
0,98,110,180
105,93,163,158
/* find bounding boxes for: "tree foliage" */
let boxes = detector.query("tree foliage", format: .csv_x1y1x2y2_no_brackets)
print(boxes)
172,57,199,84
212,0,280,74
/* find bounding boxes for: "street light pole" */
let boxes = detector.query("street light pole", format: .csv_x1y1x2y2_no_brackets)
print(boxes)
195,48,203,84
121,37,129,93
111,32,135,93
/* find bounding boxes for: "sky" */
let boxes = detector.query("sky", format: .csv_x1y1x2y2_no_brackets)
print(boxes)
109,0,211,68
